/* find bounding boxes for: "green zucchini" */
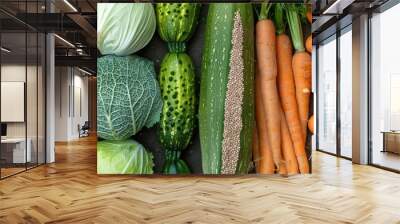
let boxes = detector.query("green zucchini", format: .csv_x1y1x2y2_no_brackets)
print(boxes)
156,3,201,52
199,3,254,175
159,53,196,174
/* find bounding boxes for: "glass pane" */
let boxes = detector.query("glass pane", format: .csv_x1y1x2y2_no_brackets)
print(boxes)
339,28,352,158
1,31,27,177
27,31,38,169
38,33,45,165
317,36,337,154
24,0,39,170
371,4,400,171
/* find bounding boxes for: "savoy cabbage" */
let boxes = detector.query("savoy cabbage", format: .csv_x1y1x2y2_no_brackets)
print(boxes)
97,55,162,140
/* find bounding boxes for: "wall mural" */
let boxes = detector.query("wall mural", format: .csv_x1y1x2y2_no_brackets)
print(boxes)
96,2,313,175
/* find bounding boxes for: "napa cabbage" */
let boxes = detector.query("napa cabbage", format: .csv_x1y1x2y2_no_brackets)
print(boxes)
97,55,162,140
97,3,156,56
97,140,154,174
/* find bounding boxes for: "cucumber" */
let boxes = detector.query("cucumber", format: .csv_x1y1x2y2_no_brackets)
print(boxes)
159,53,196,174
156,3,200,174
156,3,201,52
199,4,254,174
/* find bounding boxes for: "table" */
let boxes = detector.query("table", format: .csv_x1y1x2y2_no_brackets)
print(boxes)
1,138,31,163
381,131,400,155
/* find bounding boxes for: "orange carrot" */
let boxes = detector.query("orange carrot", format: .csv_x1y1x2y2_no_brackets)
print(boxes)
281,107,299,175
255,68,275,174
306,35,312,53
293,53,312,140
286,4,310,174
256,4,282,171
278,159,288,175
252,125,260,173
306,11,312,24
275,4,303,174
308,115,314,134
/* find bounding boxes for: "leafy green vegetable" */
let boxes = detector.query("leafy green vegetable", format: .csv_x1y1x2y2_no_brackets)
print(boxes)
97,3,156,56
97,140,154,174
97,55,162,140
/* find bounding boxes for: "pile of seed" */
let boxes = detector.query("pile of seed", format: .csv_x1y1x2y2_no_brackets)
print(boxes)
221,11,244,175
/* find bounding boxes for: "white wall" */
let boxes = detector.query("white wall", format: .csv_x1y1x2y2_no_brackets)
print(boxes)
55,66,69,141
1,65,41,138
72,72,89,138
54,66,89,141
1,65,27,140
1,64,46,164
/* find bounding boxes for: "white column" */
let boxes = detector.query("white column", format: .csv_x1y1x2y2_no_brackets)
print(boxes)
352,14,369,164
46,32,55,163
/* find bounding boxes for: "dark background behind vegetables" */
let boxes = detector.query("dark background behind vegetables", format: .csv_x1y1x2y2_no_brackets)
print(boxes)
112,4,311,174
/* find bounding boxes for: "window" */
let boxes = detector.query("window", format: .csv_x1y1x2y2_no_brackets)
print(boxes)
370,3,400,171
317,35,337,154
339,27,352,158
0,2,46,179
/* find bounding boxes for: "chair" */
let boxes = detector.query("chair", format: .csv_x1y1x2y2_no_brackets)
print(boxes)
79,121,90,138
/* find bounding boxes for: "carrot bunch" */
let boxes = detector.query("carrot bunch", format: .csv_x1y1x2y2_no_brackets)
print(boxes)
253,3,312,175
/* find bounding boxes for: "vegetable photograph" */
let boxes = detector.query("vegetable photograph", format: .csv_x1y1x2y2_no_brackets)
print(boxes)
97,2,312,175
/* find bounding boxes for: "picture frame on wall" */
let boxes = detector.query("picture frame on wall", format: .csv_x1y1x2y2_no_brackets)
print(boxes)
96,2,313,176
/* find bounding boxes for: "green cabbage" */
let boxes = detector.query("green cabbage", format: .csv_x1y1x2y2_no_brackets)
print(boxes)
97,140,154,174
97,3,156,56
97,55,162,140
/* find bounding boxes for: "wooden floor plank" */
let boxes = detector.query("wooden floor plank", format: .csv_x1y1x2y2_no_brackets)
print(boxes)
0,135,399,223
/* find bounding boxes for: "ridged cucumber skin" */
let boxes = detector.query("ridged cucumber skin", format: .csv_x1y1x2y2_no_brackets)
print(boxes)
159,52,196,155
199,4,255,174
156,3,201,44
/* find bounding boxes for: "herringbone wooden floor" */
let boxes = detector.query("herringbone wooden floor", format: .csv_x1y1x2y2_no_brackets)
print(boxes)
1,136,400,224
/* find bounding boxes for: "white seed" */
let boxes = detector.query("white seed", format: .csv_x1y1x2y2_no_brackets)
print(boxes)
221,11,244,175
